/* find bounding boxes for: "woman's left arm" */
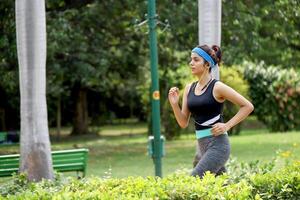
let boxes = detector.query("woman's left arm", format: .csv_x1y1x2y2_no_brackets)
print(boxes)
211,82,254,136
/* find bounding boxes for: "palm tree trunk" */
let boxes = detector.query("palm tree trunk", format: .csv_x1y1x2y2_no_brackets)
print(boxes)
198,0,222,80
16,0,53,181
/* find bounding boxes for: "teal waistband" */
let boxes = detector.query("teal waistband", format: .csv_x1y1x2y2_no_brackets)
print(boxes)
195,128,228,139
195,128,212,139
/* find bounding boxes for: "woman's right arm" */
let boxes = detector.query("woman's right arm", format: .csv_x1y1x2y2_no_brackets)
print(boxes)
168,84,191,128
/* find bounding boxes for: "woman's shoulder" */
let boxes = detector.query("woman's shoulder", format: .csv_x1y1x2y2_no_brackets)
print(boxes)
213,80,230,92
214,80,226,87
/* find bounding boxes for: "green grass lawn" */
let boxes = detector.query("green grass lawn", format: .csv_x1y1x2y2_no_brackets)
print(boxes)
0,123,299,179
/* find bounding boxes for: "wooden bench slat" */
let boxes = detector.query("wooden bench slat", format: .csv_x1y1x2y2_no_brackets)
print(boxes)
0,168,19,172
54,160,84,165
0,154,20,159
0,161,86,167
0,168,19,177
0,164,19,169
53,155,85,159
52,149,89,155
0,159,19,165
54,163,84,170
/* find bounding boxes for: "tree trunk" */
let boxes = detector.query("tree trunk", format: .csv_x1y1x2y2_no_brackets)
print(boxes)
71,87,89,135
198,0,222,80
16,0,53,181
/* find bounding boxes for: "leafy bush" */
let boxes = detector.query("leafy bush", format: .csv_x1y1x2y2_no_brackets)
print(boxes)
1,158,299,200
244,62,300,131
225,157,276,184
250,161,300,200
220,66,250,135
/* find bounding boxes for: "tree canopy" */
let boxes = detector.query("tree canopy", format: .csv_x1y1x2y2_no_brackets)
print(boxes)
0,0,299,135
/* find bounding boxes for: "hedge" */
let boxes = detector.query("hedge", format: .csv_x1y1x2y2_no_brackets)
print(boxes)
0,160,299,200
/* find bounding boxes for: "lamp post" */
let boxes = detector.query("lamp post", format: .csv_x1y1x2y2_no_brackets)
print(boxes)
147,0,162,177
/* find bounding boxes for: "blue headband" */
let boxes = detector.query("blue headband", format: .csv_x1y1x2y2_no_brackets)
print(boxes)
192,47,216,67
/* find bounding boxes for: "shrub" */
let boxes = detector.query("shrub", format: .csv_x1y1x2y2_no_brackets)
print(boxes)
243,61,300,131
250,162,300,200
1,160,299,199
225,156,276,184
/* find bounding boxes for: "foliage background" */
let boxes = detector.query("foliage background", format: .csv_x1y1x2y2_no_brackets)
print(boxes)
0,0,299,137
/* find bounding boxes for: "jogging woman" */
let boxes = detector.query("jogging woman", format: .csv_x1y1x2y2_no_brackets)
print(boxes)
168,45,254,178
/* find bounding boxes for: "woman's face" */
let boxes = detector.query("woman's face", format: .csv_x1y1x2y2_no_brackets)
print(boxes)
189,53,209,75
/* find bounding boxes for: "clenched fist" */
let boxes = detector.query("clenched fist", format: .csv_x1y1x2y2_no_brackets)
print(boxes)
211,123,229,136
168,87,180,106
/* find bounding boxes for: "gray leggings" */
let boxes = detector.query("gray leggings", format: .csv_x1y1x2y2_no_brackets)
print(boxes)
191,134,230,178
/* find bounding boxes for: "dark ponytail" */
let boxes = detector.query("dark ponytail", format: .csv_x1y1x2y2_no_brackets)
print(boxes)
197,44,222,66
211,45,222,65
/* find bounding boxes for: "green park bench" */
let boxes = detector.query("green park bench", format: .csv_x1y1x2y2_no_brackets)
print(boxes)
0,148,89,178
0,132,7,144
0,131,19,144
